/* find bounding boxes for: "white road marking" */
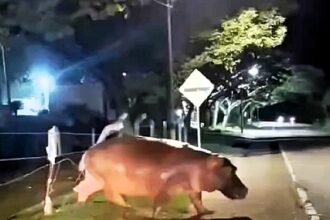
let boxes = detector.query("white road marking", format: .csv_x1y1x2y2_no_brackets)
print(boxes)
280,145,320,220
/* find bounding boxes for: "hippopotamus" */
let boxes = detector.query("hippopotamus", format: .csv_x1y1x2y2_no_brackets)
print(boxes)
73,136,248,218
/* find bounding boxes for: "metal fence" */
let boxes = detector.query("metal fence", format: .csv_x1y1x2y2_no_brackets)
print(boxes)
0,129,98,159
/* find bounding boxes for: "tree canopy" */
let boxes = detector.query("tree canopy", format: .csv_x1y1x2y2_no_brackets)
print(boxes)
272,65,326,103
176,8,287,86
0,0,139,42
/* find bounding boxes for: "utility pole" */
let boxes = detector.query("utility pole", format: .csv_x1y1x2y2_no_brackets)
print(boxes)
166,0,175,139
152,0,176,139
240,89,244,134
0,43,10,105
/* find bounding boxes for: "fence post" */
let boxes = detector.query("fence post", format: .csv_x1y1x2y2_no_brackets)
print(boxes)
96,113,128,145
47,126,61,161
91,128,96,145
162,121,167,138
149,119,155,137
134,113,147,136
183,124,188,142
177,122,183,142
44,126,61,216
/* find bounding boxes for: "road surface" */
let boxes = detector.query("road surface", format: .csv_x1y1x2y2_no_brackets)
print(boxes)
201,150,306,220
282,144,330,220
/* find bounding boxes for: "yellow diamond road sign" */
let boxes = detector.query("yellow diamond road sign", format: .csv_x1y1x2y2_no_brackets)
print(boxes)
179,69,214,107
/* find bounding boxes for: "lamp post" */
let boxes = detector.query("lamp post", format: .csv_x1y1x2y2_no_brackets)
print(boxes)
239,65,260,134
153,0,175,139
240,89,244,134
0,43,11,105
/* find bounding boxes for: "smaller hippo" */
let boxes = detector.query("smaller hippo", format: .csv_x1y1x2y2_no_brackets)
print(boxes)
74,136,248,218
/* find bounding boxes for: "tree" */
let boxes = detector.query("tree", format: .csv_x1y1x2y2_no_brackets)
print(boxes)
0,0,150,113
272,65,326,103
272,65,327,122
9,100,23,116
123,73,167,123
177,8,287,83
208,50,291,128
0,0,139,42
176,8,289,129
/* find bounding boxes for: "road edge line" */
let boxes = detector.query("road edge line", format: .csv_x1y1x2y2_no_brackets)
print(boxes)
280,145,320,220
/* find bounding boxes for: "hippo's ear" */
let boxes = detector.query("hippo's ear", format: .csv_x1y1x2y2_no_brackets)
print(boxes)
206,155,221,169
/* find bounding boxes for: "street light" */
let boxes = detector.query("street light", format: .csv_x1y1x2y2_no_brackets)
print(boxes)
31,70,55,111
0,43,11,105
35,73,55,92
248,64,259,77
290,117,296,124
277,116,285,123
152,0,176,139
239,64,260,133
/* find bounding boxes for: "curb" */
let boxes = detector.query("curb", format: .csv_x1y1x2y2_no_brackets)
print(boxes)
280,146,320,220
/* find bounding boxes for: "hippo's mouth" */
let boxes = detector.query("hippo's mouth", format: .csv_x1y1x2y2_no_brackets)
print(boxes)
234,193,245,199
222,187,248,200
233,187,248,199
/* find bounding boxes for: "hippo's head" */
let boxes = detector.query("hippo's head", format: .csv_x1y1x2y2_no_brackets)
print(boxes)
204,155,248,200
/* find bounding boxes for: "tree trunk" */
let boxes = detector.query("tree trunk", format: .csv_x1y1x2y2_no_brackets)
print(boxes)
222,113,230,128
212,100,220,128
205,108,211,127
220,100,241,128
101,75,128,119
184,103,194,130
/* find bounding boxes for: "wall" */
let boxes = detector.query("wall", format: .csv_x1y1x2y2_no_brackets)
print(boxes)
1,81,112,118
49,83,105,115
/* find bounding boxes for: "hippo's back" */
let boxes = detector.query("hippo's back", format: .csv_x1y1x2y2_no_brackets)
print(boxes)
83,136,206,196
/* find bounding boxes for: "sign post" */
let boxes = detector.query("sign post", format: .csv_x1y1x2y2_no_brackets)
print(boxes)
179,69,214,148
196,107,201,147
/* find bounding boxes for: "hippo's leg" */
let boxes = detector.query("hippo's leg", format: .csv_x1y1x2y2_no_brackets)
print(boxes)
104,185,131,208
188,192,214,216
152,192,170,219
74,173,103,202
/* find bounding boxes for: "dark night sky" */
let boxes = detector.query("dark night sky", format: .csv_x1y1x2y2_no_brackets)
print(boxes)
285,0,329,75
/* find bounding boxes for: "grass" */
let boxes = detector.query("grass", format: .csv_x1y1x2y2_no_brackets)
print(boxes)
12,192,190,220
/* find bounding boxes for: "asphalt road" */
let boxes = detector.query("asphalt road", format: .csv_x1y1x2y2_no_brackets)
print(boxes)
282,144,330,220
200,149,306,220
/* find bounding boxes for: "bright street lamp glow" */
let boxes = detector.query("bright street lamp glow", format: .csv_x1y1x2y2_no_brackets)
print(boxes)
276,116,285,123
290,117,296,124
122,72,127,77
35,74,56,92
248,65,259,77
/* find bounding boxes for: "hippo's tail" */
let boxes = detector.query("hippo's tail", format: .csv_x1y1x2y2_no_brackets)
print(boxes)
75,152,87,184
78,152,87,172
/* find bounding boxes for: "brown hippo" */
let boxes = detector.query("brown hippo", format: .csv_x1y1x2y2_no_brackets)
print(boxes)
74,136,248,218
